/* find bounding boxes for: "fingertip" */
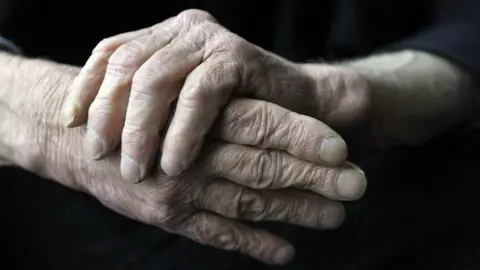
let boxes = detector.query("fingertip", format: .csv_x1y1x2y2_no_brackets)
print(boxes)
84,128,107,160
271,244,295,265
318,136,348,165
320,202,345,229
160,154,183,176
160,134,204,176
336,168,367,200
59,99,82,128
121,153,144,183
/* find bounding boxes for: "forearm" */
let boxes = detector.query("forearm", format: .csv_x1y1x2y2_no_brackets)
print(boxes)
0,52,85,189
304,50,479,147
349,50,477,144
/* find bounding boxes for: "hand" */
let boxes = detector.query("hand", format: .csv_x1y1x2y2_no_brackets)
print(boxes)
68,99,365,265
62,9,369,182
0,55,366,264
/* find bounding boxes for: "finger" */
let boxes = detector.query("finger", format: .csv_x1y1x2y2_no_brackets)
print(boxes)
60,27,152,128
160,51,240,176
60,9,216,129
201,142,367,201
196,179,345,229
211,98,348,166
120,25,212,183
83,19,178,159
180,212,295,265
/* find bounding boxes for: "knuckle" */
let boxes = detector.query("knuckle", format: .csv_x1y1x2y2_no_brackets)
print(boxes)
208,58,240,86
180,83,211,104
123,118,149,134
178,34,205,52
93,38,116,53
181,59,240,105
214,35,251,60
227,36,249,52
131,64,159,89
146,204,177,228
249,150,280,189
270,110,294,143
121,124,149,147
282,198,307,224
143,182,191,229
193,21,219,34
107,41,144,76
220,100,270,145
236,188,269,220
252,101,275,146
87,99,111,120
208,230,238,250
183,21,220,47
210,28,238,53
222,100,270,145
178,9,216,24
284,116,313,150
129,85,156,104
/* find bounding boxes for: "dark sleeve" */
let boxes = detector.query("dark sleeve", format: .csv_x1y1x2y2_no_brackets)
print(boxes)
0,0,22,54
392,0,480,75
0,35,21,54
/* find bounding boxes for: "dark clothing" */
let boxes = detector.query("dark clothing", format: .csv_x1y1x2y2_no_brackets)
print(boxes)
1,0,480,269
0,0,479,74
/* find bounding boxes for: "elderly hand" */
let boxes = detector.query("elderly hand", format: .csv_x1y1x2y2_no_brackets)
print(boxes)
61,9,370,182
56,99,365,265
0,51,366,265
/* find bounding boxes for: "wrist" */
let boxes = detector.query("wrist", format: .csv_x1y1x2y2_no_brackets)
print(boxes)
299,63,372,129
344,50,479,147
0,52,86,189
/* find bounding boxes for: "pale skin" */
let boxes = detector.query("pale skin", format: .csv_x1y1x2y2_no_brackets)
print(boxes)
0,9,477,266
62,10,478,185
0,52,365,265
61,10,366,183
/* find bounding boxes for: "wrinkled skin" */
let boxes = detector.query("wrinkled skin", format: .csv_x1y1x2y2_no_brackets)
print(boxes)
54,9,369,264
51,99,365,265
62,9,369,183
0,55,367,264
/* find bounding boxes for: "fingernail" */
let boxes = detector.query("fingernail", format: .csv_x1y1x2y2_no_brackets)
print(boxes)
318,136,348,165
273,245,295,264
336,169,367,200
59,99,79,127
84,128,106,160
121,153,142,183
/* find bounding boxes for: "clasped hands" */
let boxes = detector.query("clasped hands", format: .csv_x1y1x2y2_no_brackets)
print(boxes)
61,10,369,264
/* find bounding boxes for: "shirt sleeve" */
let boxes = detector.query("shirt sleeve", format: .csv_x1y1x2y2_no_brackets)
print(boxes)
0,0,22,54
391,0,480,75
0,35,21,54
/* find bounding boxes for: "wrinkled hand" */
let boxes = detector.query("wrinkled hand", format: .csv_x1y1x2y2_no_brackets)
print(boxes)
0,54,366,265
61,9,368,182
75,98,366,265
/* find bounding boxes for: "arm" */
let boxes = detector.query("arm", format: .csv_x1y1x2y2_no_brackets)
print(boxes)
303,50,478,148
62,0,480,179
304,0,480,147
0,51,367,264
0,52,83,188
